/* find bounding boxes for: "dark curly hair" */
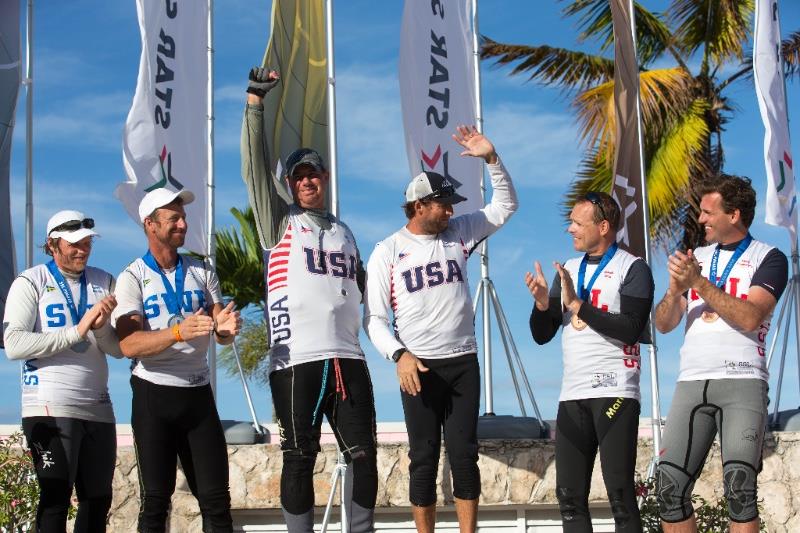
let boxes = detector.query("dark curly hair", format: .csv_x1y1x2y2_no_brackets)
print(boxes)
699,174,756,228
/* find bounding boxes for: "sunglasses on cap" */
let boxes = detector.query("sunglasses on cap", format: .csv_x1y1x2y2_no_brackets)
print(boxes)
585,192,607,222
49,218,95,234
420,185,455,202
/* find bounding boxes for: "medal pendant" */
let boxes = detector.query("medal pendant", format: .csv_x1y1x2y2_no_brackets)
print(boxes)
571,314,587,331
168,314,185,327
701,311,719,323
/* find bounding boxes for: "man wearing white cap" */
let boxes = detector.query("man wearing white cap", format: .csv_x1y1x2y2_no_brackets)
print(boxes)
114,188,242,533
3,210,121,532
363,125,518,533
242,68,378,533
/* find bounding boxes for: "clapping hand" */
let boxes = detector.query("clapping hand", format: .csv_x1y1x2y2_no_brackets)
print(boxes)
178,308,215,341
214,301,241,338
554,262,581,313
90,295,117,330
525,261,550,311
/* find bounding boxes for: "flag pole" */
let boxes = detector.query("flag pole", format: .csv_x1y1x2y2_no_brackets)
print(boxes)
324,0,339,217
626,0,663,465
469,0,494,415
24,0,33,269
207,0,217,394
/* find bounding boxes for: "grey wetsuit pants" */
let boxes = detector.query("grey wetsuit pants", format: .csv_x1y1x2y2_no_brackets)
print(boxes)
656,378,768,523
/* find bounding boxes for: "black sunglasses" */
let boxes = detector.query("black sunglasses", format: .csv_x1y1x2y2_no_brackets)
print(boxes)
50,218,95,234
585,192,607,222
421,185,455,201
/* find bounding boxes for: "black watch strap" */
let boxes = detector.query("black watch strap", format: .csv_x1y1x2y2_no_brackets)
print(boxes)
391,348,406,363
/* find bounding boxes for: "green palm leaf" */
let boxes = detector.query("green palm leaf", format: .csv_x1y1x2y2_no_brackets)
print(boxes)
783,30,800,80
480,37,614,91
562,0,673,66
214,206,265,310
668,0,753,68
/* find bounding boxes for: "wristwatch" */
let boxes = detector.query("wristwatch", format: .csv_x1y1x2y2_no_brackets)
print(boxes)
391,348,406,363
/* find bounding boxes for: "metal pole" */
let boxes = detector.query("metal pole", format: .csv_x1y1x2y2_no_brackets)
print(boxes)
489,287,526,415
771,283,794,426
627,0,663,457
766,276,792,368
206,0,217,394
489,283,545,423
24,0,33,269
231,341,264,435
469,0,495,416
324,0,339,217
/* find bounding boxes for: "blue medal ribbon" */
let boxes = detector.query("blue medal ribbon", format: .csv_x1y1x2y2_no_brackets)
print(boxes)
141,251,186,316
576,243,618,301
46,260,87,325
708,234,753,288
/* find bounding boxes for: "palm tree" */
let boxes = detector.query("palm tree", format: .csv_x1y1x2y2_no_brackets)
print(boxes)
481,0,799,250
213,206,270,383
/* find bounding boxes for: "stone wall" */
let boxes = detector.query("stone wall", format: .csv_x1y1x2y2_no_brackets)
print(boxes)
105,432,800,532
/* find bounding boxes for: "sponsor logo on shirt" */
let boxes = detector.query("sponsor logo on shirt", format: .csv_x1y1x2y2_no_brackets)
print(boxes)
724,360,755,375
44,285,55,292
591,372,618,388
143,278,151,287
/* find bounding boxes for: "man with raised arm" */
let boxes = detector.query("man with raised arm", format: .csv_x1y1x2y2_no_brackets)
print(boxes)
653,175,787,533
241,67,378,533
114,188,241,533
363,125,517,533
527,192,654,532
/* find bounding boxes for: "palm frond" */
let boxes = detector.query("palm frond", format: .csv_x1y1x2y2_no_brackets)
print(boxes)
480,37,614,91
572,67,694,163
783,30,800,80
214,206,265,310
561,0,673,66
668,0,754,68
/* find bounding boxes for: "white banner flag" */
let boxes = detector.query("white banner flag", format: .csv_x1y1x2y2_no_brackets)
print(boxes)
117,0,209,255
399,0,481,215
754,0,796,240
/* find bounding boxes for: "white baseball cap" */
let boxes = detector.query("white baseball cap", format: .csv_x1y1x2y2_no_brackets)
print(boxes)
46,210,99,243
138,188,195,223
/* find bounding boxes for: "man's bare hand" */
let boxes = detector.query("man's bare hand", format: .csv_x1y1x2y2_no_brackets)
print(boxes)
177,308,214,342
396,351,429,396
554,262,581,314
452,125,498,164
525,261,550,311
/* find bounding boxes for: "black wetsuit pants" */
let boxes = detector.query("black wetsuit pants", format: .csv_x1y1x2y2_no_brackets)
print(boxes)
401,353,481,506
23,416,116,533
131,375,232,533
555,397,642,533
270,357,378,533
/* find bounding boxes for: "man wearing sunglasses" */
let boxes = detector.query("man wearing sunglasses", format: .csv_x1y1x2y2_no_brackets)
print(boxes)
527,192,654,532
3,210,121,532
363,125,517,533
241,68,377,533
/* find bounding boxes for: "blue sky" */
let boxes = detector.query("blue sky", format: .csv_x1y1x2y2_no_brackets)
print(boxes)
3,1,800,426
